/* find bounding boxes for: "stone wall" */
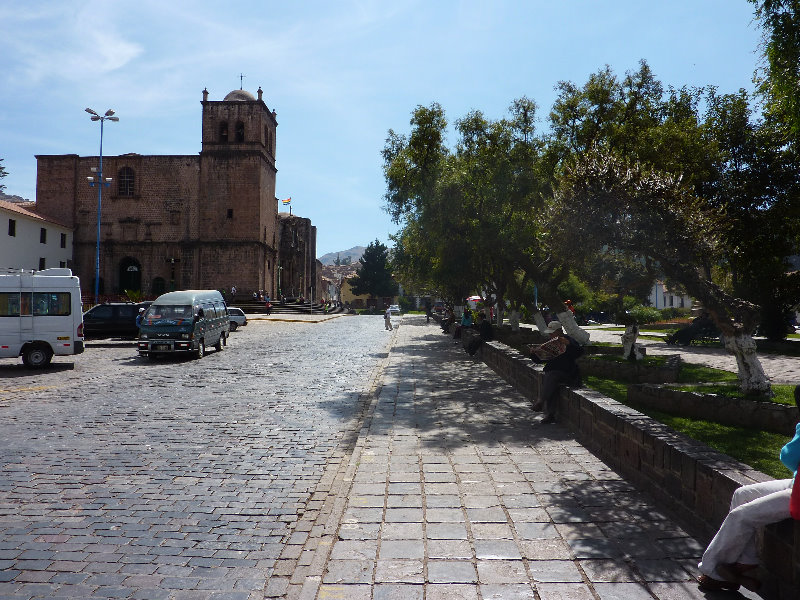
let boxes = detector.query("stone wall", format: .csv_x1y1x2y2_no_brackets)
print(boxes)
628,384,798,437
578,355,681,383
460,327,799,599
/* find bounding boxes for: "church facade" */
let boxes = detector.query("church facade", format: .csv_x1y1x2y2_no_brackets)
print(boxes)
33,87,315,300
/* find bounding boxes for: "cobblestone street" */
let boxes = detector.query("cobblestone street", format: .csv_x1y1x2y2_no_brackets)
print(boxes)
0,316,392,599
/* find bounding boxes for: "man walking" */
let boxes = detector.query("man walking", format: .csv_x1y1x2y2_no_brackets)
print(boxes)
384,306,393,330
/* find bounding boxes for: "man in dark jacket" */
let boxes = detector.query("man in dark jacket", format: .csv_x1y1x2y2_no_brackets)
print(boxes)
528,320,583,423
466,312,493,355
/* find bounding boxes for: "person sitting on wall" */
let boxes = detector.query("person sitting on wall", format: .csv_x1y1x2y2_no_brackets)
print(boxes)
527,321,584,424
696,384,800,592
453,309,473,339
466,312,493,356
441,307,455,333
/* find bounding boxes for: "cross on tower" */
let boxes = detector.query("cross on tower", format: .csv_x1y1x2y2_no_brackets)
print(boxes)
239,73,246,89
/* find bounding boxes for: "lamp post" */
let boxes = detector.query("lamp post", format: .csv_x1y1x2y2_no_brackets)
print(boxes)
85,108,119,305
277,265,283,301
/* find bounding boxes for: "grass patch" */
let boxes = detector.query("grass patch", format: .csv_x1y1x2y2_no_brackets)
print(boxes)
671,383,797,406
677,362,738,384
639,334,667,341
649,411,791,480
589,354,669,367
583,375,791,478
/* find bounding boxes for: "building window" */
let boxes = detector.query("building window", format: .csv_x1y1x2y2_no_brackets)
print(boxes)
40,228,47,244
118,167,135,197
219,122,228,143
227,209,233,219
7,219,15,236
59,261,66,268
39,258,46,270
60,233,67,248
235,121,245,142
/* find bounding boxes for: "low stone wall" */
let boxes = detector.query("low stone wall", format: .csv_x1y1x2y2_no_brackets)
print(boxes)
628,384,798,437
578,355,680,383
460,327,798,599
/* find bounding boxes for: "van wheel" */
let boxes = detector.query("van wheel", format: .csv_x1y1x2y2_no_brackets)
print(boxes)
215,334,224,352
195,340,205,359
230,322,238,332
22,344,53,368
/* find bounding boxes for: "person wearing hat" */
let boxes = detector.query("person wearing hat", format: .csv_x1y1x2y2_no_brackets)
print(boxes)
528,320,584,423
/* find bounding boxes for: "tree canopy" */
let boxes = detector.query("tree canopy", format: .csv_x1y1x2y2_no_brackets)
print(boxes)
348,240,398,299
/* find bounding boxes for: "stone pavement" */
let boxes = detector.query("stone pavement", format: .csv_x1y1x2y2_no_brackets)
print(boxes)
290,316,761,600
583,326,799,385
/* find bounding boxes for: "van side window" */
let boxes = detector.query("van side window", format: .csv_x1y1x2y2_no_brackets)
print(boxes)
20,293,32,315
0,292,21,316
33,293,71,316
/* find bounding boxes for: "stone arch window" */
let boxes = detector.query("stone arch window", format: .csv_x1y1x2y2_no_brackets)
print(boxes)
219,122,229,143
118,167,135,197
235,121,245,142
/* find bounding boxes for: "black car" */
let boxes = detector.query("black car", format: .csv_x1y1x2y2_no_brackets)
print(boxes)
82,302,152,338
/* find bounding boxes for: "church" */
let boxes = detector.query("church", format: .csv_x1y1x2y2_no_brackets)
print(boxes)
32,87,316,301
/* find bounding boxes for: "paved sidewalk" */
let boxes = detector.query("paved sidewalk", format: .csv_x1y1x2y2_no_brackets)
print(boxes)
296,316,759,600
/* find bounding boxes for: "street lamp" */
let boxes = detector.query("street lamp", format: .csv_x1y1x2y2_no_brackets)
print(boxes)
277,265,283,301
85,108,119,305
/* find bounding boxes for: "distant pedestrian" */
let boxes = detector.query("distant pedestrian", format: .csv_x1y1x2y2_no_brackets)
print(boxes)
384,306,393,330
136,307,145,329
231,285,237,298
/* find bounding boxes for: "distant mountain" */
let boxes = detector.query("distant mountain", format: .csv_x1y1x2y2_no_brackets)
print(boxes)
319,246,366,265
0,191,32,204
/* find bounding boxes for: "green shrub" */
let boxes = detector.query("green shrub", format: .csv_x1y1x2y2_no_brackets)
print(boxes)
627,305,662,324
398,296,415,312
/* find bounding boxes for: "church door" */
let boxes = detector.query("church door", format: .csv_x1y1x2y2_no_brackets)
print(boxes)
119,257,142,293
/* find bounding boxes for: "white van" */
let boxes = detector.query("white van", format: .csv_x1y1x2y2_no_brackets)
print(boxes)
0,268,85,368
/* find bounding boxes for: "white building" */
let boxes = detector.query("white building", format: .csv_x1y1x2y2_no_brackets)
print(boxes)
1,200,73,271
649,280,693,311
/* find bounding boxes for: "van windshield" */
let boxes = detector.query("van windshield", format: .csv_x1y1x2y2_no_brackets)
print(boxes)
143,304,193,325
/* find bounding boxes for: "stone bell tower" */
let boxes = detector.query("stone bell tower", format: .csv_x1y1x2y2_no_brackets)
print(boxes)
196,87,279,294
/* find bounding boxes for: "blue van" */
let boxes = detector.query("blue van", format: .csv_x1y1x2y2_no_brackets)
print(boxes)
137,290,229,359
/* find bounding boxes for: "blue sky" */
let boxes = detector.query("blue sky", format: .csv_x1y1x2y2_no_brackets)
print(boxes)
0,0,764,257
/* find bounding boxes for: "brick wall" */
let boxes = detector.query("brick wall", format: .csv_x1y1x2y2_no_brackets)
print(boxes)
460,327,799,599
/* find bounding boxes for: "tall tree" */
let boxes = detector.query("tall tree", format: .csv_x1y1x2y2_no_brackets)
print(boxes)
561,149,770,394
348,240,398,300
750,0,800,139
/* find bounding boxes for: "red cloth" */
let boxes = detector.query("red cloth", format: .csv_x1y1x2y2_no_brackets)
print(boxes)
791,476,800,520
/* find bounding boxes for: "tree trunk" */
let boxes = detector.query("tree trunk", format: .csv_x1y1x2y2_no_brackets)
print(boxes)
537,286,591,345
509,310,521,331
532,310,548,334
556,310,590,345
722,332,772,395
621,324,642,361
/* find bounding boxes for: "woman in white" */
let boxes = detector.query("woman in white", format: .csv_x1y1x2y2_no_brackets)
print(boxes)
697,385,800,592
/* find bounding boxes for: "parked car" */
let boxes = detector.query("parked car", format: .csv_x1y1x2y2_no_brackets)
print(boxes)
388,304,401,315
82,301,152,338
228,307,247,331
